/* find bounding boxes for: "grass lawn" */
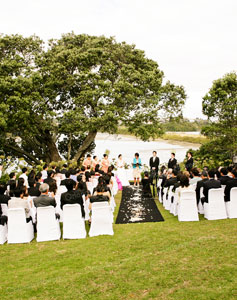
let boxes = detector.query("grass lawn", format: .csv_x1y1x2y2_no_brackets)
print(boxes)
0,192,236,300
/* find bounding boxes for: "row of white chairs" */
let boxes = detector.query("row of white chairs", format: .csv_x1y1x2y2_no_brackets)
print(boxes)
0,202,114,245
157,179,237,221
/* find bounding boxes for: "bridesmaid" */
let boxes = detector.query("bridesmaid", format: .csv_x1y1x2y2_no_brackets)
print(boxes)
101,154,110,173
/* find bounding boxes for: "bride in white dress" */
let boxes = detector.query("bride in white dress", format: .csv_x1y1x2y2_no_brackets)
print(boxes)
117,154,129,186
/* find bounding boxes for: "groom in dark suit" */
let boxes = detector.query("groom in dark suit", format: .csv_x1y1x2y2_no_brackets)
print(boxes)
149,151,160,183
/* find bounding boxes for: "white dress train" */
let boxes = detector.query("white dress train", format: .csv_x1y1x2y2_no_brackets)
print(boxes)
117,159,129,186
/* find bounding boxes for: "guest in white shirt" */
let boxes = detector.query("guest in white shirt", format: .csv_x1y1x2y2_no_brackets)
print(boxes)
19,167,29,188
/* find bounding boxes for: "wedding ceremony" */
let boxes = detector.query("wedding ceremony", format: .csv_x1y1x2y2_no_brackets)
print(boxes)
0,0,237,299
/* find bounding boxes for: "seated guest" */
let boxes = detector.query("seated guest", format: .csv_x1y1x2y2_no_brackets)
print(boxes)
164,169,178,188
177,174,194,202
70,169,78,182
141,171,152,197
33,183,56,208
8,187,32,222
95,164,104,175
28,180,40,197
219,168,231,185
227,166,233,178
28,170,36,182
0,184,11,205
16,177,26,189
44,170,56,185
224,168,237,202
48,181,57,197
201,169,221,204
195,170,209,205
7,172,16,195
77,174,88,197
61,164,68,175
89,185,110,210
35,172,42,188
168,152,177,169
61,171,71,186
60,179,85,218
190,168,201,185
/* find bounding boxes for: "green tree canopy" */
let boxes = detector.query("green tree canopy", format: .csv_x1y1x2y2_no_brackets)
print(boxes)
0,33,186,164
193,72,237,167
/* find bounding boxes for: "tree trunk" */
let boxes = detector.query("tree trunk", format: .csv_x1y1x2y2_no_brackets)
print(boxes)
43,130,61,162
73,131,97,162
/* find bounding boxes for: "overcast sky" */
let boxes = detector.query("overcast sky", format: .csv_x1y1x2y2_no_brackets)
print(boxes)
1,0,236,119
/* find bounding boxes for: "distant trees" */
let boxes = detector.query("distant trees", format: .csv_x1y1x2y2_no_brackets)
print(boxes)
0,33,186,165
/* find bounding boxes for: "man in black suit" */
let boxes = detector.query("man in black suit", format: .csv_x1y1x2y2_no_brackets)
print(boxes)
33,183,56,208
28,180,41,197
149,151,160,183
60,171,71,186
168,153,177,169
224,168,237,202
164,169,178,188
219,168,231,186
44,170,56,185
185,152,194,172
60,179,85,218
61,164,68,175
202,169,221,204
196,171,209,205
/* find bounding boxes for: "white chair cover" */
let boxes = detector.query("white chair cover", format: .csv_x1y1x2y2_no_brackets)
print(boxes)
55,185,67,222
198,187,204,214
92,177,98,190
0,224,7,244
111,176,118,196
110,195,116,214
204,188,227,220
7,208,34,244
168,186,174,212
63,204,86,239
225,187,237,219
178,190,199,221
87,181,94,195
1,203,8,216
163,187,169,210
171,191,179,216
82,195,90,221
157,179,162,203
36,206,61,242
89,205,114,237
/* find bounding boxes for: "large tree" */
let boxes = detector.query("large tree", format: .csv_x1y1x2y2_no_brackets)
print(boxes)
193,72,237,167
0,33,186,164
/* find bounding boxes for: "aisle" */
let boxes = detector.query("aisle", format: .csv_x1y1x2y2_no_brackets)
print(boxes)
115,186,164,224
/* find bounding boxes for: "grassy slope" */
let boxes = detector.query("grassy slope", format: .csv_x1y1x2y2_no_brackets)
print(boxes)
116,127,208,145
0,193,236,300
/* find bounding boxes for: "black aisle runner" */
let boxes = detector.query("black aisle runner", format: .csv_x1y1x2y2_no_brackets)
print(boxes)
116,186,164,224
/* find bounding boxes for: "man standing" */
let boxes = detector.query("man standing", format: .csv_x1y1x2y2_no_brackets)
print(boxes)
168,153,177,169
149,151,160,183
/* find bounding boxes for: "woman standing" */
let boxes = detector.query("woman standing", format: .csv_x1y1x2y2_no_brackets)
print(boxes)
185,152,194,172
117,154,129,186
101,154,110,174
132,153,142,187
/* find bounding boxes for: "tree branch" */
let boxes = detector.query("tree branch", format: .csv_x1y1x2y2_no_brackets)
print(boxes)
73,131,97,162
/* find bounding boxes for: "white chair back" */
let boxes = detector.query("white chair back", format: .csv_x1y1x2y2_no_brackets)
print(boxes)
82,195,90,221
163,187,169,210
204,188,227,220
0,224,7,244
87,181,94,195
89,206,114,237
63,204,86,239
1,203,8,216
7,208,34,244
198,187,204,214
178,190,199,221
36,206,61,242
225,187,237,219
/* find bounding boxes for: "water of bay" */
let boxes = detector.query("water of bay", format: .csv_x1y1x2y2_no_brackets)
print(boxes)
94,133,200,167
